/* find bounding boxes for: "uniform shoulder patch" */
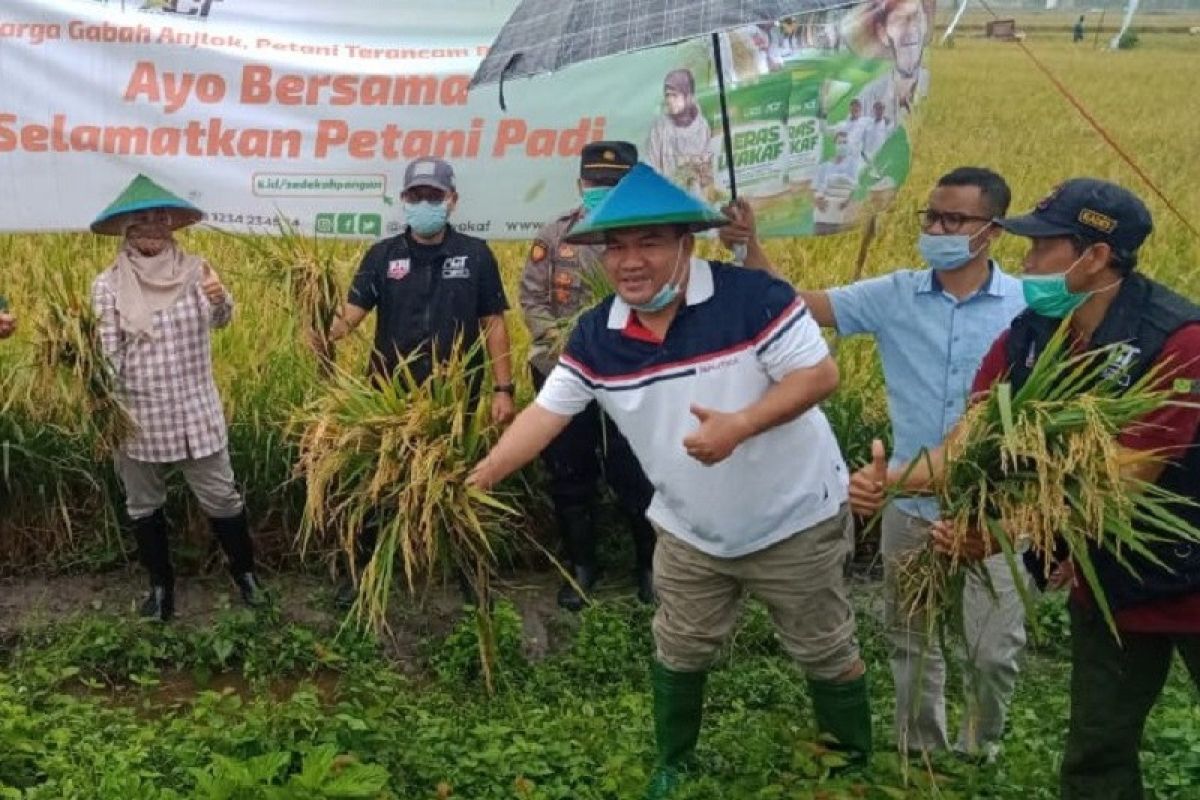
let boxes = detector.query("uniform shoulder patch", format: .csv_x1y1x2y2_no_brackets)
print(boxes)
529,242,548,263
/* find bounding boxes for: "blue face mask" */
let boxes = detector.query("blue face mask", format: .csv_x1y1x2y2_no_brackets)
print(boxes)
581,186,610,213
1020,250,1092,318
628,240,686,314
404,201,449,237
918,223,992,272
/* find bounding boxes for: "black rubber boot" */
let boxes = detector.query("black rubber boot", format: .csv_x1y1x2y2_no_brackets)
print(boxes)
209,510,266,608
336,522,378,610
132,510,174,622
555,504,599,612
628,511,657,605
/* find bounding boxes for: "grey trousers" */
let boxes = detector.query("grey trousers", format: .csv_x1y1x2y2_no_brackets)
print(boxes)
882,503,1030,755
115,448,244,521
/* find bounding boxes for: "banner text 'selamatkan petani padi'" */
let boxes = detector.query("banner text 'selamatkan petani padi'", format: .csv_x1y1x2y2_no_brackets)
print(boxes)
0,0,931,239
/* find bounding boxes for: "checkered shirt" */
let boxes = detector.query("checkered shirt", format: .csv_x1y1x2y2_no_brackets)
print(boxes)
91,269,233,463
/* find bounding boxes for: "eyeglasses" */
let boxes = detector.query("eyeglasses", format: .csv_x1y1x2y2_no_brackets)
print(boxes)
915,209,994,233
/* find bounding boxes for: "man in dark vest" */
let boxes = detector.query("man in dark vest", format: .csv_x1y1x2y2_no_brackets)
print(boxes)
520,141,656,609
850,178,1200,800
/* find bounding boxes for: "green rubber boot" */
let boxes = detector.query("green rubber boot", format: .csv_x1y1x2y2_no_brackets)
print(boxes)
645,662,707,800
808,673,873,768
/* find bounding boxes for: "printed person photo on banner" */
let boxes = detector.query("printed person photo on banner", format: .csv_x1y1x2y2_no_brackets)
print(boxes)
645,68,714,202
720,23,783,83
811,130,862,235
842,0,934,116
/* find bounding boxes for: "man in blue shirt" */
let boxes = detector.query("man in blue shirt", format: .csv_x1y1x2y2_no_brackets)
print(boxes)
724,167,1028,760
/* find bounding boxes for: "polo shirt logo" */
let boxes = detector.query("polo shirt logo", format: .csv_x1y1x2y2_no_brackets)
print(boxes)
387,258,411,280
442,255,470,279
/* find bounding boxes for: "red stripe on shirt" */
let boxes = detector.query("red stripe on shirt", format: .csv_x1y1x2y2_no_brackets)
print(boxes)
562,298,809,384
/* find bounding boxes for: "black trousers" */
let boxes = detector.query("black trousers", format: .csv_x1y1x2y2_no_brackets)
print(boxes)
531,366,653,519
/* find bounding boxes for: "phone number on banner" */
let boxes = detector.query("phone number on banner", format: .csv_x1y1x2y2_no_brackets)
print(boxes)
205,212,301,228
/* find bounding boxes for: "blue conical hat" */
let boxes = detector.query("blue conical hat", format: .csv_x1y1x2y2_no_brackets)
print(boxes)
90,174,203,235
564,163,729,245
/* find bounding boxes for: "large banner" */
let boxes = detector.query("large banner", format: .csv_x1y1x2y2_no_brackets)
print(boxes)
0,0,931,239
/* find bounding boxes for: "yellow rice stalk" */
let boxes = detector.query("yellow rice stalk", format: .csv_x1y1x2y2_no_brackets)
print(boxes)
292,341,537,693
30,271,136,458
226,219,344,375
896,320,1200,640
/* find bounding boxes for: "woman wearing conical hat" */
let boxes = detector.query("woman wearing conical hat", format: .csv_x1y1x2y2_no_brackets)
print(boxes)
89,174,266,622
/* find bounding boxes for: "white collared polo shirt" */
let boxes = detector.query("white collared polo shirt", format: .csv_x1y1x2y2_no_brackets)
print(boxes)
537,257,849,558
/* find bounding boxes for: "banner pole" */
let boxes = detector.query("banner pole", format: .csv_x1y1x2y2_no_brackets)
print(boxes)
711,32,738,201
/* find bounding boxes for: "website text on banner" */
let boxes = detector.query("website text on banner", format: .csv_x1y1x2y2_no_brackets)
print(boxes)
0,0,930,239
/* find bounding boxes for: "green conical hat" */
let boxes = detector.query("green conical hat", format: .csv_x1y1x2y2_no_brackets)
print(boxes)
564,163,729,245
90,174,203,235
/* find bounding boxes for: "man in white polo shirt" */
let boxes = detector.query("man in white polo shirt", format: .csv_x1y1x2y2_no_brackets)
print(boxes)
468,164,870,799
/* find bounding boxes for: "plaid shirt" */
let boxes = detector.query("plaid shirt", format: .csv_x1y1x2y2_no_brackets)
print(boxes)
91,270,233,463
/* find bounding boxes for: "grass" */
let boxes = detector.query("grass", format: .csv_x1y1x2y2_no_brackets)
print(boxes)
0,30,1199,796
1,593,1198,798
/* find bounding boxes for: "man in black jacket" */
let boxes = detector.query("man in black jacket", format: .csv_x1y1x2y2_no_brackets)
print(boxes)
851,178,1200,800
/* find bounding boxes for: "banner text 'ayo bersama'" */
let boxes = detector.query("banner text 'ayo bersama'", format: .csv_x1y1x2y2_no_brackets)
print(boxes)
0,62,605,160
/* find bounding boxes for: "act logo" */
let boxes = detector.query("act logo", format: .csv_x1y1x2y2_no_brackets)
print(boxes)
136,0,225,19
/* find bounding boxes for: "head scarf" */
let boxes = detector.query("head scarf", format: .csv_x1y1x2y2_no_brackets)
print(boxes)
663,69,699,128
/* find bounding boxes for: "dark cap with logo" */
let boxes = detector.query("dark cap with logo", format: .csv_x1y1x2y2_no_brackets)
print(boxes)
403,157,456,193
579,141,638,184
998,177,1153,253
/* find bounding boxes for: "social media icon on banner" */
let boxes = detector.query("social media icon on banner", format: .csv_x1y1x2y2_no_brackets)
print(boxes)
336,214,356,234
358,214,382,236
315,214,335,234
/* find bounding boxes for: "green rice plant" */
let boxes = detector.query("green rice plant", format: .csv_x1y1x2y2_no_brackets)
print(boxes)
291,341,539,693
896,319,1200,641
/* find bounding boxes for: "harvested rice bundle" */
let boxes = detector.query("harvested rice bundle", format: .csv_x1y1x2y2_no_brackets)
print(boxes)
292,343,534,692
897,322,1200,639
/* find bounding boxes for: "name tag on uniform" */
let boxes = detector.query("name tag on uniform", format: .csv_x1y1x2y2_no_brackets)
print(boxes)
442,255,470,279
387,259,410,280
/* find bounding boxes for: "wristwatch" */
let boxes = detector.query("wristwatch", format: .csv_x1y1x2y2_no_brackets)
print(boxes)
494,383,516,395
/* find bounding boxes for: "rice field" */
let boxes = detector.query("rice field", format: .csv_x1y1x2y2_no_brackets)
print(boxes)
1,23,1199,800
3,31,1199,571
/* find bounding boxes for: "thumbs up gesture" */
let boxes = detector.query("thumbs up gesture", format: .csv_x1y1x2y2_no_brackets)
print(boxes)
200,262,226,305
849,439,889,517
682,403,754,466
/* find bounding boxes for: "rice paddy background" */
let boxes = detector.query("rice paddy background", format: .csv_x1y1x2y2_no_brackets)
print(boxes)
1,17,1199,800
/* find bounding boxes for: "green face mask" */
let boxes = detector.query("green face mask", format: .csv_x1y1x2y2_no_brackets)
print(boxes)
1020,249,1096,318
581,186,610,213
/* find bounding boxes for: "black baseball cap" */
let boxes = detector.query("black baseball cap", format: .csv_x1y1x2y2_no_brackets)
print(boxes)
998,178,1152,254
580,141,638,183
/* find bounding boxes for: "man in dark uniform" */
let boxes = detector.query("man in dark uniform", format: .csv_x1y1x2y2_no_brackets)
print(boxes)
321,156,515,604
852,178,1200,800
520,141,656,609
